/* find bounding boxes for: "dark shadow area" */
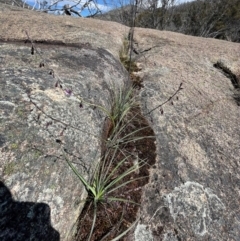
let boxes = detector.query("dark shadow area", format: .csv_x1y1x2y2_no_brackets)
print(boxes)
0,181,60,241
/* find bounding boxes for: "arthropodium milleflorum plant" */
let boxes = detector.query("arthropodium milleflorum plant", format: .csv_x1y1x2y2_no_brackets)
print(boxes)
108,83,136,126
119,37,139,73
106,111,153,151
63,147,147,241
63,81,154,240
76,82,137,130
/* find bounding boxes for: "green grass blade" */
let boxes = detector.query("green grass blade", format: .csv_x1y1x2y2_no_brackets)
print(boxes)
88,201,97,241
63,152,96,195
103,155,131,186
107,175,148,195
108,197,140,205
110,216,140,241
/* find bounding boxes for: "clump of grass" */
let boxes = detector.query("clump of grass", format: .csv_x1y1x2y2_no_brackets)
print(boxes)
10,143,18,150
108,83,136,127
76,82,136,131
119,37,143,89
119,38,139,73
64,82,153,240
64,147,146,241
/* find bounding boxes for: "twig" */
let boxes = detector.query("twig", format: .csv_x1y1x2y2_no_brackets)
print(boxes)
144,82,183,116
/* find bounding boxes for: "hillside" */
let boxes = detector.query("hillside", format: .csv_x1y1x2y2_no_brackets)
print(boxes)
95,0,240,42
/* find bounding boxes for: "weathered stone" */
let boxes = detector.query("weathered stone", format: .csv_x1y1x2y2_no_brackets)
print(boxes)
134,28,240,241
134,224,154,241
0,40,127,240
0,3,128,59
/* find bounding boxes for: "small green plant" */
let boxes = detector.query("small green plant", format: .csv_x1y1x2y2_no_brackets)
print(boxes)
63,80,154,240
63,77,154,240
108,83,136,126
77,82,136,131
64,148,146,241
106,111,154,152
10,143,18,150
119,38,139,73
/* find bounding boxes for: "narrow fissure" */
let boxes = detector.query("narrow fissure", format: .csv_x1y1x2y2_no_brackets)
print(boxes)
74,34,157,240
213,61,240,105
74,92,157,240
213,61,240,89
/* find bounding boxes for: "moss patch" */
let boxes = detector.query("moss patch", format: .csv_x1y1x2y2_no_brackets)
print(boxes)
3,162,16,176
10,143,19,150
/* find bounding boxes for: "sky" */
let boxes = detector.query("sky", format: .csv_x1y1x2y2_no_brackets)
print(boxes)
23,0,194,17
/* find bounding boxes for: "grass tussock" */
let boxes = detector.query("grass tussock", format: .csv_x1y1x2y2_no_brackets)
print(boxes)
66,83,156,240
119,38,139,73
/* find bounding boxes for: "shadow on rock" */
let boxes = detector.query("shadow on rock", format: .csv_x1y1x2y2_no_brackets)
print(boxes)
0,181,60,241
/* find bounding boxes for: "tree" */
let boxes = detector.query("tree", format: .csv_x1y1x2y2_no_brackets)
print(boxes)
15,0,103,17
136,0,176,29
137,0,240,42
176,0,240,41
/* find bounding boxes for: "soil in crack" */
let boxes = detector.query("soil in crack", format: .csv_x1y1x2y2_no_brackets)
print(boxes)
74,105,156,241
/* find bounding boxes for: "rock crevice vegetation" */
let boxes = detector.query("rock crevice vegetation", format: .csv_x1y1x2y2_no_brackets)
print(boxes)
18,28,158,240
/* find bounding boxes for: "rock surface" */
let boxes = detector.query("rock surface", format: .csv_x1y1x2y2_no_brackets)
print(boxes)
134,28,240,241
0,7,128,239
1,3,240,241
0,2,128,59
